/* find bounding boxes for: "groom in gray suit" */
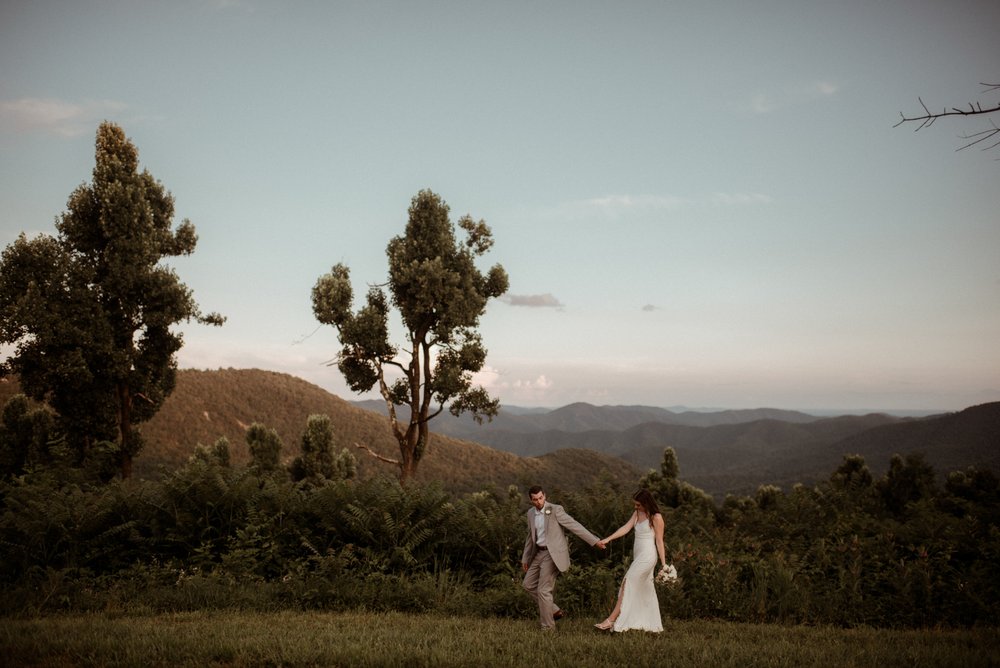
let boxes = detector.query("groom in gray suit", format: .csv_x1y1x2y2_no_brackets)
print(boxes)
521,485,603,630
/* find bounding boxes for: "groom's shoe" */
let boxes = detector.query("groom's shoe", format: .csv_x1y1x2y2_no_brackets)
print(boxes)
553,609,565,621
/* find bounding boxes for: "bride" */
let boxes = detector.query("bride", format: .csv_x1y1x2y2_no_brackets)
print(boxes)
595,489,668,632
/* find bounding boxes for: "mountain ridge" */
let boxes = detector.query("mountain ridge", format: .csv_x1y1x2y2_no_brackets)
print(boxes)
2,370,995,499
352,396,999,497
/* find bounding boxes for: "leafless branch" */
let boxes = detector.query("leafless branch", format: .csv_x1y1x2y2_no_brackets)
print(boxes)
958,121,1000,151
353,441,400,465
894,82,1000,152
894,98,1000,129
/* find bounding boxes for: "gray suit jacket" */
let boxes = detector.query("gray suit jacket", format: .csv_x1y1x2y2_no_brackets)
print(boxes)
522,502,599,572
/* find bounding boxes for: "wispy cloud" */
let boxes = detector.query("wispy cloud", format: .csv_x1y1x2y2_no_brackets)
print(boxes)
471,366,554,402
503,293,565,308
745,79,841,114
551,192,772,219
0,97,128,137
555,194,691,219
582,194,689,210
711,192,773,205
750,92,778,114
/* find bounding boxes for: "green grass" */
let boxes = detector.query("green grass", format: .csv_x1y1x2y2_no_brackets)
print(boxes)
1,611,997,667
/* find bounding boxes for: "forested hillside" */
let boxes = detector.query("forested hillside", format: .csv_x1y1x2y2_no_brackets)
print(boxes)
13,369,639,494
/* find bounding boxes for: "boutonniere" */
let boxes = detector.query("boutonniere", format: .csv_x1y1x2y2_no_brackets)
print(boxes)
544,509,552,515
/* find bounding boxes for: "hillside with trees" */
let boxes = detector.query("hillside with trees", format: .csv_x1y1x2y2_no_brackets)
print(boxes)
0,369,639,494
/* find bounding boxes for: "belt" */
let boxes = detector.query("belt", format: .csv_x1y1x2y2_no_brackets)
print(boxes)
536,545,548,550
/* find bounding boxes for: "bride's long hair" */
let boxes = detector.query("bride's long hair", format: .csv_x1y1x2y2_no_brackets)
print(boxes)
633,488,661,518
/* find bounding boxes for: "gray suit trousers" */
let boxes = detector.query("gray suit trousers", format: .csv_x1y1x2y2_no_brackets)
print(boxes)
522,548,560,630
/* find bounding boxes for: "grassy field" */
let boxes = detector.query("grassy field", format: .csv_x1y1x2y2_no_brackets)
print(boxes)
1,610,998,667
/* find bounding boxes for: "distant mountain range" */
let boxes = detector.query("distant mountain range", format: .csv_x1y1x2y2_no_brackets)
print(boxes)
2,370,995,500
351,399,823,432
353,398,999,498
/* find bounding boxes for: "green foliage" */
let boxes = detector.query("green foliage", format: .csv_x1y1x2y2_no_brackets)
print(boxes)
0,123,223,478
878,453,937,516
246,423,282,474
640,446,716,518
1,444,998,629
337,478,454,571
0,394,56,477
447,485,527,580
312,190,509,481
289,414,356,484
188,437,231,468
0,473,143,584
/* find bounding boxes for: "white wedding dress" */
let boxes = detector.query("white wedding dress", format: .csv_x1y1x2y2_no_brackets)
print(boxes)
612,519,663,632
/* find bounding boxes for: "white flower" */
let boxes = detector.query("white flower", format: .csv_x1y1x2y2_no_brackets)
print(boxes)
655,564,679,584
544,509,552,515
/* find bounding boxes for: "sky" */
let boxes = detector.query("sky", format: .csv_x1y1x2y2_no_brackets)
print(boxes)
1,0,998,414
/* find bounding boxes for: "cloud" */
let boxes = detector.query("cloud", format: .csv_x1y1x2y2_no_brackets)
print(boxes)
750,93,777,114
812,80,840,96
641,304,657,312
582,194,689,210
547,192,770,221
746,80,841,114
711,192,773,205
514,374,553,391
471,366,555,403
556,194,691,219
0,97,128,137
503,293,564,308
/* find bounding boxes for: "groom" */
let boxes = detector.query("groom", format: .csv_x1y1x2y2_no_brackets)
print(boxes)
521,485,603,631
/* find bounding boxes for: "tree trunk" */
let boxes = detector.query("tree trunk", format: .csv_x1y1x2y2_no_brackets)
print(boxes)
117,381,133,479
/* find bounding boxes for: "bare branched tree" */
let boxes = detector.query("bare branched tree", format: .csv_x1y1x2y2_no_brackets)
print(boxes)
895,82,1000,151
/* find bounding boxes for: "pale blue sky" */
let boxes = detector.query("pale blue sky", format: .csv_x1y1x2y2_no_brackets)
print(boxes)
2,0,998,412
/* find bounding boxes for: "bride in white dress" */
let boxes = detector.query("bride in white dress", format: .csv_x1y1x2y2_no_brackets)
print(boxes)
595,489,667,632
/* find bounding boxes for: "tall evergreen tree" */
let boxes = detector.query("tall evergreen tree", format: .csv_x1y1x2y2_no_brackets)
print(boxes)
0,122,223,478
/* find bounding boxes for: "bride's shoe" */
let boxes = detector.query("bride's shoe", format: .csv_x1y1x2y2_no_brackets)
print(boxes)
594,618,615,630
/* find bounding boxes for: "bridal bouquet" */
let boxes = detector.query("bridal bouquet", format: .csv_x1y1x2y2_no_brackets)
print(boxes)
655,564,678,584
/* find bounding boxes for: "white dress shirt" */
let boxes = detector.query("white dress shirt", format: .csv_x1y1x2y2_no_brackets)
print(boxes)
534,507,547,547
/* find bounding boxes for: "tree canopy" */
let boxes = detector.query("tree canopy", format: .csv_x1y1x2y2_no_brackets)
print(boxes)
312,189,508,482
0,122,223,478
